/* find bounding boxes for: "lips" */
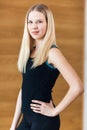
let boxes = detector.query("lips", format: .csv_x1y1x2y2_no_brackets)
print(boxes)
31,31,39,35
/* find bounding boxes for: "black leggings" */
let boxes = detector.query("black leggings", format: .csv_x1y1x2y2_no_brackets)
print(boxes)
16,114,60,130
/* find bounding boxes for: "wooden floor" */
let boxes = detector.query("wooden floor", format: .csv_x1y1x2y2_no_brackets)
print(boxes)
0,0,84,130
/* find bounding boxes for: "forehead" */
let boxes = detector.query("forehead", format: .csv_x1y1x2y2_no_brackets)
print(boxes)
28,11,46,20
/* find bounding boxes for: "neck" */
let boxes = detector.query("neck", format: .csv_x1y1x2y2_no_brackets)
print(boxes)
34,39,43,50
30,40,42,58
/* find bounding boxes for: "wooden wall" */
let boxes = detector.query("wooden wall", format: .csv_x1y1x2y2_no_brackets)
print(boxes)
0,0,84,130
83,1,87,130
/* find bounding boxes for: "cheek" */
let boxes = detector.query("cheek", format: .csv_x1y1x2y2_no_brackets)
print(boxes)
27,26,32,36
41,24,47,34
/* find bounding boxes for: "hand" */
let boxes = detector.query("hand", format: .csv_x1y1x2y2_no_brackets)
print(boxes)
30,100,56,117
10,128,15,130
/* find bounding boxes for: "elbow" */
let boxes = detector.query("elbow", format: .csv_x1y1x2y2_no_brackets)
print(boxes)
79,84,84,94
75,81,84,96
79,80,84,93
70,81,84,97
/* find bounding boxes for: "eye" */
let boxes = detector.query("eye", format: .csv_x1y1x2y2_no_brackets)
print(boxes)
28,20,33,24
36,20,43,24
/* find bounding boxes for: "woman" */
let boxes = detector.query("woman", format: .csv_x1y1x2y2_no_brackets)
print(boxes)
10,4,83,130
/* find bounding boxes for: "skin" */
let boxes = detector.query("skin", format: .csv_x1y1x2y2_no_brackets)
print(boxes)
27,11,47,47
10,10,83,130
30,47,83,117
28,11,83,117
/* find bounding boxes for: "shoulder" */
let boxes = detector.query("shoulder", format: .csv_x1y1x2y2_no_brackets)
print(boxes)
48,45,69,70
48,45,64,63
49,44,61,60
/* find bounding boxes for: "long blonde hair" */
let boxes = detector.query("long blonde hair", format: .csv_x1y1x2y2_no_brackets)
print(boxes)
17,4,57,73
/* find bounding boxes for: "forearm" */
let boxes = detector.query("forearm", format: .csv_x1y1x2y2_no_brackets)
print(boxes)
54,83,83,116
10,89,22,130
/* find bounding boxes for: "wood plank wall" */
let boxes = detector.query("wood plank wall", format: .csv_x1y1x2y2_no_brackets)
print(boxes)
83,1,87,130
0,0,84,130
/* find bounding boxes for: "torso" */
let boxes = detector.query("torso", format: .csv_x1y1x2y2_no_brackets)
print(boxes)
21,44,60,120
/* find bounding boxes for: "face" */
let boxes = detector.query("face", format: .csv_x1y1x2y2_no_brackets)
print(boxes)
27,11,47,41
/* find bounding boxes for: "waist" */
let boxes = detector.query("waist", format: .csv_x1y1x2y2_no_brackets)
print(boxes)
22,107,60,121
21,95,53,120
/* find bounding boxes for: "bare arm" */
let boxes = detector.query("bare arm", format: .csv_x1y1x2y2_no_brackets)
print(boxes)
10,89,22,130
48,48,83,115
30,48,83,117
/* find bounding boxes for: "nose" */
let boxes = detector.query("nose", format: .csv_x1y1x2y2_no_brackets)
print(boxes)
32,23,38,29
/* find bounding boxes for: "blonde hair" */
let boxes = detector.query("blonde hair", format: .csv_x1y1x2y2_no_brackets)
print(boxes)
17,4,57,73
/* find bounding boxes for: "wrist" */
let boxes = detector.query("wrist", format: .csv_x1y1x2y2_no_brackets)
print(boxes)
10,124,16,130
52,107,58,117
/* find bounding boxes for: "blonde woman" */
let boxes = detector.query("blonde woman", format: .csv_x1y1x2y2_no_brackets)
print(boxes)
10,4,83,130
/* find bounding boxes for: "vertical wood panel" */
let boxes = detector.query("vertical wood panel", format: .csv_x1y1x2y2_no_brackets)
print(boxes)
83,0,87,130
0,0,84,130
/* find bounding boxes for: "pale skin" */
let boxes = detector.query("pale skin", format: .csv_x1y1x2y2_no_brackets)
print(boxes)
10,10,83,130
30,48,83,117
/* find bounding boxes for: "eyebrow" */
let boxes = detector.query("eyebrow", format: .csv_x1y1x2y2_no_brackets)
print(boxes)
28,18,45,21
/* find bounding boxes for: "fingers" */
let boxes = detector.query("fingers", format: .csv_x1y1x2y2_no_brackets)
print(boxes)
32,109,41,114
30,100,53,107
31,100,43,105
30,100,47,114
30,103,41,109
30,100,42,112
30,100,53,111
30,100,55,117
30,100,45,109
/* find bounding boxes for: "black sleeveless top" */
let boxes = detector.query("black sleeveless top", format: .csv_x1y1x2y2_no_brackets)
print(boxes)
21,45,60,120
